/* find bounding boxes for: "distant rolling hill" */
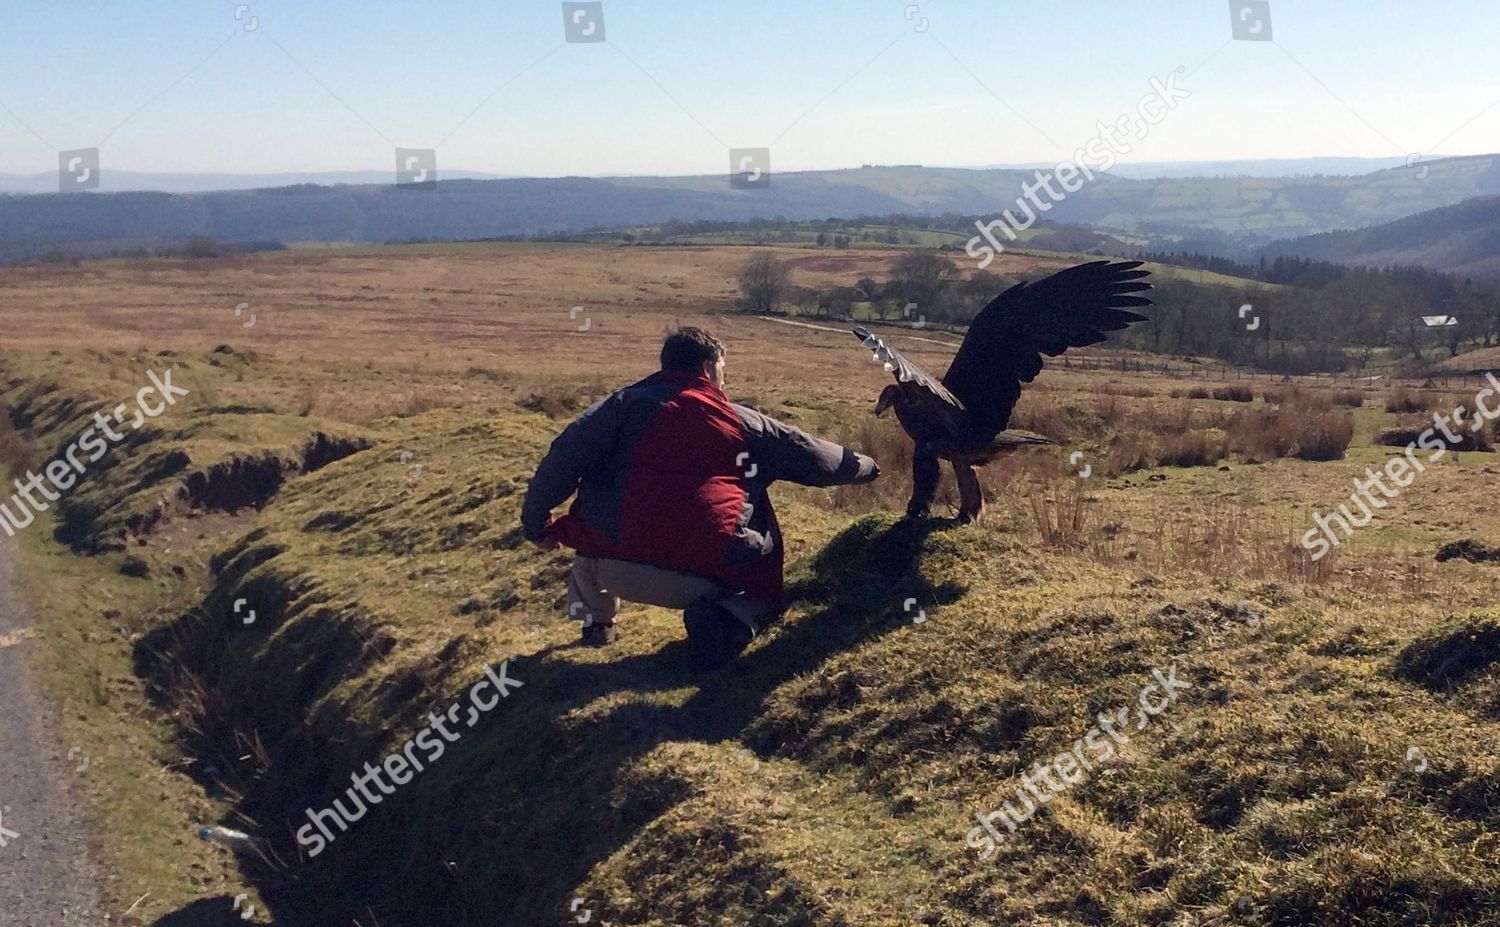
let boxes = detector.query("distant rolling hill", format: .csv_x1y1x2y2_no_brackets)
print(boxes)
2,155,1498,263
0,169,515,196
0,156,1412,194
1264,194,1500,277
1097,155,1414,179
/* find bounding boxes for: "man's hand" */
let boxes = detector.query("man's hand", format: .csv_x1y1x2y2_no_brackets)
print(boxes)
524,518,562,551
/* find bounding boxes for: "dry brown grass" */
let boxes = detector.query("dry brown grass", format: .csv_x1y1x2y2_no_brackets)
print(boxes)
1125,503,1339,583
1107,433,1152,474
1097,380,1156,399
510,376,611,419
0,245,1069,400
821,395,1314,580
1107,429,1229,474
829,415,920,514
1262,386,1333,412
1262,387,1363,408
982,462,1339,585
1021,473,1094,550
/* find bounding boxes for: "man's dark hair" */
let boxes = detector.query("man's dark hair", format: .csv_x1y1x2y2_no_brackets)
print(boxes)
660,326,725,373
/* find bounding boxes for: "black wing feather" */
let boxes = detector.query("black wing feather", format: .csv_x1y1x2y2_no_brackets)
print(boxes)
941,260,1152,440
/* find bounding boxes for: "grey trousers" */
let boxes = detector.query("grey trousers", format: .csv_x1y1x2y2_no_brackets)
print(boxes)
566,556,773,631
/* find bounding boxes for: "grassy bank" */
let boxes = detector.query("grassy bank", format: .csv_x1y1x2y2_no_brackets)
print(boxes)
2,347,1498,926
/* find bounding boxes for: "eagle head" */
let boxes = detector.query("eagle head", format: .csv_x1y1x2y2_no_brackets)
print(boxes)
873,384,901,417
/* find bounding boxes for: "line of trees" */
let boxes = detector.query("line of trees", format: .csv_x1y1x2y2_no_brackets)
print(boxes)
23,235,287,267
736,249,1500,374
1144,252,1500,367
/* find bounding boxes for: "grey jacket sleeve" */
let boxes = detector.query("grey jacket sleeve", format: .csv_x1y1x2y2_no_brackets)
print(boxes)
521,395,621,541
736,405,880,488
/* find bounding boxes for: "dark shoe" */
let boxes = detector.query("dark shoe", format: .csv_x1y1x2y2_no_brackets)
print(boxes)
581,623,618,646
683,599,755,671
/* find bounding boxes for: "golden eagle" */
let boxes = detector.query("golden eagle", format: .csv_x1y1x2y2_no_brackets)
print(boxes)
852,260,1152,521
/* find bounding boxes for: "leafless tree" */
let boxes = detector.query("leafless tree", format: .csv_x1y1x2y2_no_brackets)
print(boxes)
737,253,792,313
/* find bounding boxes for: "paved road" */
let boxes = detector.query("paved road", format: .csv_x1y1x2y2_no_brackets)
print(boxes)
0,541,107,926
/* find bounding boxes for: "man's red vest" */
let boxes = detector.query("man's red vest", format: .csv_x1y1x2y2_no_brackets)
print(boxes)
545,372,784,604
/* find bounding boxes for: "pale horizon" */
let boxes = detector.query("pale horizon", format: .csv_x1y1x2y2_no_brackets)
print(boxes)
3,0,1498,178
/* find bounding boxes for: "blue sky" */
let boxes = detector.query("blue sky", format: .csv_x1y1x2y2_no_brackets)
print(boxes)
1,0,1496,177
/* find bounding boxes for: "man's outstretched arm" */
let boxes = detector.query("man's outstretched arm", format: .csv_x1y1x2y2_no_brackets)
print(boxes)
521,395,621,543
736,405,879,488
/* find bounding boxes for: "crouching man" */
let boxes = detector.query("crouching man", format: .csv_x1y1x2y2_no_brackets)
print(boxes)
522,326,880,670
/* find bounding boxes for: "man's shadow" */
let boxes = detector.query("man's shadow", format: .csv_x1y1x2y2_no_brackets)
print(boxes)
148,515,970,927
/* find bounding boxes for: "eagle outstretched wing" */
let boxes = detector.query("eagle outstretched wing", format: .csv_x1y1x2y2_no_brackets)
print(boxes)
941,260,1152,440
851,323,965,410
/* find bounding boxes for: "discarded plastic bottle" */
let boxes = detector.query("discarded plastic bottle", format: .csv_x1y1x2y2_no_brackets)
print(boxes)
198,825,266,856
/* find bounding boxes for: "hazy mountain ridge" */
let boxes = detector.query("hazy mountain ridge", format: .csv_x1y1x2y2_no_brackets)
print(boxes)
0,157,1415,195
1264,194,1500,276
1095,156,1414,179
0,169,516,196
2,155,1497,263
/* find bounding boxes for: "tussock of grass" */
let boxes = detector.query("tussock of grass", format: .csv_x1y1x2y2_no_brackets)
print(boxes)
1395,615,1500,693
1263,387,1334,412
1386,387,1428,413
1377,423,1493,452
1156,430,1229,467
1435,539,1500,564
1212,385,1253,403
1229,399,1354,462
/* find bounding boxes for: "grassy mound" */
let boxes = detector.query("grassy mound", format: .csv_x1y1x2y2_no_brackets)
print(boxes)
1435,540,1500,564
149,448,1500,925
4,349,1499,926
1,353,371,553
1396,616,1500,694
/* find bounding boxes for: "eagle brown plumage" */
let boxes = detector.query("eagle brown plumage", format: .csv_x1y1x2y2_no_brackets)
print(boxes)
852,260,1152,521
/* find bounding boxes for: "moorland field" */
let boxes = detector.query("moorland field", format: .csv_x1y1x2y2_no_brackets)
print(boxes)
2,243,1498,926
